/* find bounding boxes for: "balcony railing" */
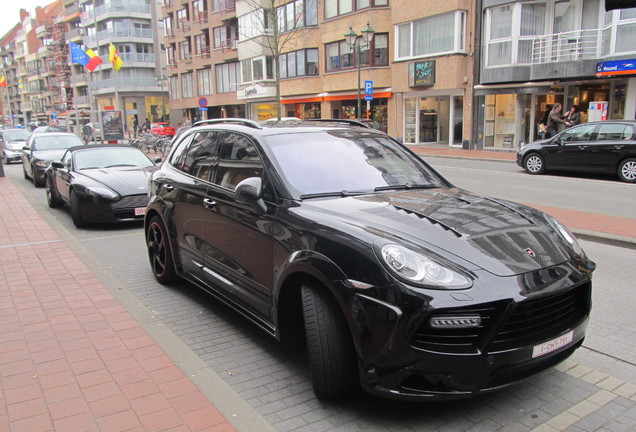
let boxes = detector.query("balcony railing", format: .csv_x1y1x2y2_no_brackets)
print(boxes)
197,46,211,59
220,39,238,51
193,11,208,24
532,29,603,64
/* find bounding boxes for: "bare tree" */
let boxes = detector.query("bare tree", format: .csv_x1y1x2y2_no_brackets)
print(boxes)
237,0,315,120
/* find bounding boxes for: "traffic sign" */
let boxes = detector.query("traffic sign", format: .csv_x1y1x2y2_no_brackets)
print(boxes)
198,107,208,111
364,95,373,101
198,97,208,108
364,80,373,95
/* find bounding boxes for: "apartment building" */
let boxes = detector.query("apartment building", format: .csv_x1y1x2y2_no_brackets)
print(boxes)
0,19,25,127
477,0,636,150
66,0,170,133
162,0,477,144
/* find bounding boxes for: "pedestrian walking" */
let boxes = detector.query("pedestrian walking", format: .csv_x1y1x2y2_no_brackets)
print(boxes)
546,103,570,137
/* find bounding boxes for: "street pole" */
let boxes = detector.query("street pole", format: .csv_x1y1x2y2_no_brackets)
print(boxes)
356,44,361,119
345,23,375,119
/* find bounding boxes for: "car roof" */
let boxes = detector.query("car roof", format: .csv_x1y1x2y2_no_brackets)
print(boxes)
32,132,80,137
67,144,135,153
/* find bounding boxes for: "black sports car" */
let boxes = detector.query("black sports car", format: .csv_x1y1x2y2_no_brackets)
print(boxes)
45,144,160,227
22,132,85,187
145,119,595,401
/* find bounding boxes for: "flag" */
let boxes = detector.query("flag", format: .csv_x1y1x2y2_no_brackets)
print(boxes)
18,77,22,89
109,43,123,71
70,41,102,72
0,74,7,87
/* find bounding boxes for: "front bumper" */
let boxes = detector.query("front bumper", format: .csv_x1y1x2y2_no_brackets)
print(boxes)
76,193,148,224
3,149,22,162
343,261,593,401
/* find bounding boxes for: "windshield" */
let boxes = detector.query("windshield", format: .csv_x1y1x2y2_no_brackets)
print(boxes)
4,130,31,141
33,135,84,151
264,130,446,198
74,147,155,170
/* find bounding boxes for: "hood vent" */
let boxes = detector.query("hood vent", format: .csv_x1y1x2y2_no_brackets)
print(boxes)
393,205,462,238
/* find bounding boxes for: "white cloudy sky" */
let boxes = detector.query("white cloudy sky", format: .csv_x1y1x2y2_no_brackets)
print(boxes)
1,1,47,40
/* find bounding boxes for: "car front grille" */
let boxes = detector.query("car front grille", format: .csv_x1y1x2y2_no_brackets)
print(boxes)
411,283,591,355
112,194,148,209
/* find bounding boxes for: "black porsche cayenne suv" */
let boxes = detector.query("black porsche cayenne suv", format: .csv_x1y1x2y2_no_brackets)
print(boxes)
145,118,595,401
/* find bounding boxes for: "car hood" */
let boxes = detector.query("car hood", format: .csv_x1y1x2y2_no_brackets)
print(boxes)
81,167,154,195
5,140,27,149
297,188,569,277
32,149,68,162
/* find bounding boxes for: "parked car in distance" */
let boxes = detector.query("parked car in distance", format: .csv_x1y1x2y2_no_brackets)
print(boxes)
45,144,160,227
1,128,31,164
32,125,66,134
151,122,176,136
22,132,85,187
144,118,595,401
517,120,636,183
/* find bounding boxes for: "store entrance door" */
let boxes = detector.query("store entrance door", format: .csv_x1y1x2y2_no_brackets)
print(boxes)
419,97,449,143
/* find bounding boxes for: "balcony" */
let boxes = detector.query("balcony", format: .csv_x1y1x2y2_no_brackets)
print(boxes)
162,0,174,8
532,29,603,64
192,11,208,24
220,39,238,51
197,46,211,59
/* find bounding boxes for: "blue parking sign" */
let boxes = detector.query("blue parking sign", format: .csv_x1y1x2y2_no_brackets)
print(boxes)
364,80,373,95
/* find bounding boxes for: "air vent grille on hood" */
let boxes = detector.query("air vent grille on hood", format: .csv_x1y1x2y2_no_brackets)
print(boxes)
393,206,462,238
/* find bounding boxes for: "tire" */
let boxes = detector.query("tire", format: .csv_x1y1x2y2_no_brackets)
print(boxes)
301,283,359,398
45,177,63,208
32,165,44,187
146,216,177,284
524,153,546,175
618,158,636,183
70,189,86,228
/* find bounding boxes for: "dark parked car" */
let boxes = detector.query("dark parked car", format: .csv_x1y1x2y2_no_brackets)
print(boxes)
517,120,636,183
145,118,595,401
45,144,160,227
1,128,31,164
22,132,85,187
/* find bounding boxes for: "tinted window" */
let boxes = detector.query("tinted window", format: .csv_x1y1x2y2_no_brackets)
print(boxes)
3,130,31,141
212,132,263,190
32,135,84,150
73,148,154,170
597,123,634,141
559,124,596,143
265,130,444,197
171,131,219,181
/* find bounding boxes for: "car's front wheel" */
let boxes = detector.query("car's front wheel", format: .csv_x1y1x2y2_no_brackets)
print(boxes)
301,283,359,398
524,153,546,175
70,189,86,228
618,158,636,183
146,216,177,284
32,165,44,187
45,177,63,208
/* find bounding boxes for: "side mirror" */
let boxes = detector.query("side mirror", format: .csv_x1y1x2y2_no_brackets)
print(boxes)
235,177,267,214
50,161,64,169
154,157,162,164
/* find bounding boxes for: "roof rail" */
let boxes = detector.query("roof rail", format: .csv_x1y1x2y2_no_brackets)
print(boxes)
193,118,262,129
308,118,369,128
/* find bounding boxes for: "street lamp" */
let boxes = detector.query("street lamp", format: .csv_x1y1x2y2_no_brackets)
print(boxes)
344,22,375,119
156,75,168,122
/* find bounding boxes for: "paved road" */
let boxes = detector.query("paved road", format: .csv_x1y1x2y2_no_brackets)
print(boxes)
3,162,636,431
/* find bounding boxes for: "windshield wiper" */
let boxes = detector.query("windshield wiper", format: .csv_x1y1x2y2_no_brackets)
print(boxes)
104,164,138,168
300,190,369,200
374,183,435,192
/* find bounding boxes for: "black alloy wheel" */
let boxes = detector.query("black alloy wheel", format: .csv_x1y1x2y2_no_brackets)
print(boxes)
69,189,86,228
524,153,546,175
618,158,636,183
32,165,44,187
301,283,359,398
146,216,176,284
45,177,63,208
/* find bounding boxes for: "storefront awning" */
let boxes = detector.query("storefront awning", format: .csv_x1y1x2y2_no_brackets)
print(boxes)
474,82,556,96
281,89,393,104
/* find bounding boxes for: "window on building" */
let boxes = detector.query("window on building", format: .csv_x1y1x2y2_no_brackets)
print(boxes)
176,8,188,29
197,68,212,95
241,56,274,83
324,0,387,19
213,24,238,49
239,9,273,40
325,33,388,72
179,40,191,60
276,0,318,33
194,34,208,55
280,48,319,78
164,16,173,35
170,75,180,99
396,11,466,60
193,0,207,20
216,61,240,93
181,72,194,98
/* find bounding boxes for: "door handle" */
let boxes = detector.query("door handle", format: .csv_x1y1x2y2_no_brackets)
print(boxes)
614,145,625,150
577,145,588,150
203,198,217,209
163,184,174,191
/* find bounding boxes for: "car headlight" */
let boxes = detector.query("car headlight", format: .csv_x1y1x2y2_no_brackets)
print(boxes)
377,243,472,290
545,216,583,256
86,186,119,200
35,160,51,168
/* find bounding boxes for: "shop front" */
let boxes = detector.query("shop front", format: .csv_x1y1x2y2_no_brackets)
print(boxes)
403,91,465,146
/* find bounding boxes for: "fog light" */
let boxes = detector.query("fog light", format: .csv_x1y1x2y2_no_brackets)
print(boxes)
430,315,481,329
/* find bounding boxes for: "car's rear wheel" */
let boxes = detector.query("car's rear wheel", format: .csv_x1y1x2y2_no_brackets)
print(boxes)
301,283,359,398
618,158,636,183
146,216,177,284
70,189,86,228
45,177,63,208
524,153,546,175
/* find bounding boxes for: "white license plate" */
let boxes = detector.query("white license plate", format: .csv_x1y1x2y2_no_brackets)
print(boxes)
532,331,573,358
134,207,146,216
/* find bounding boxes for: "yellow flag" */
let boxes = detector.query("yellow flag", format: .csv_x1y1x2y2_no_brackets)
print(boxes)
109,43,123,71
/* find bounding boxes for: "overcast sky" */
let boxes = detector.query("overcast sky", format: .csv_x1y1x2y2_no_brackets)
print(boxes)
1,1,47,40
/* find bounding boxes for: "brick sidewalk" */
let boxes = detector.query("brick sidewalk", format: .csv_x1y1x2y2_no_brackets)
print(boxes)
0,176,236,432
